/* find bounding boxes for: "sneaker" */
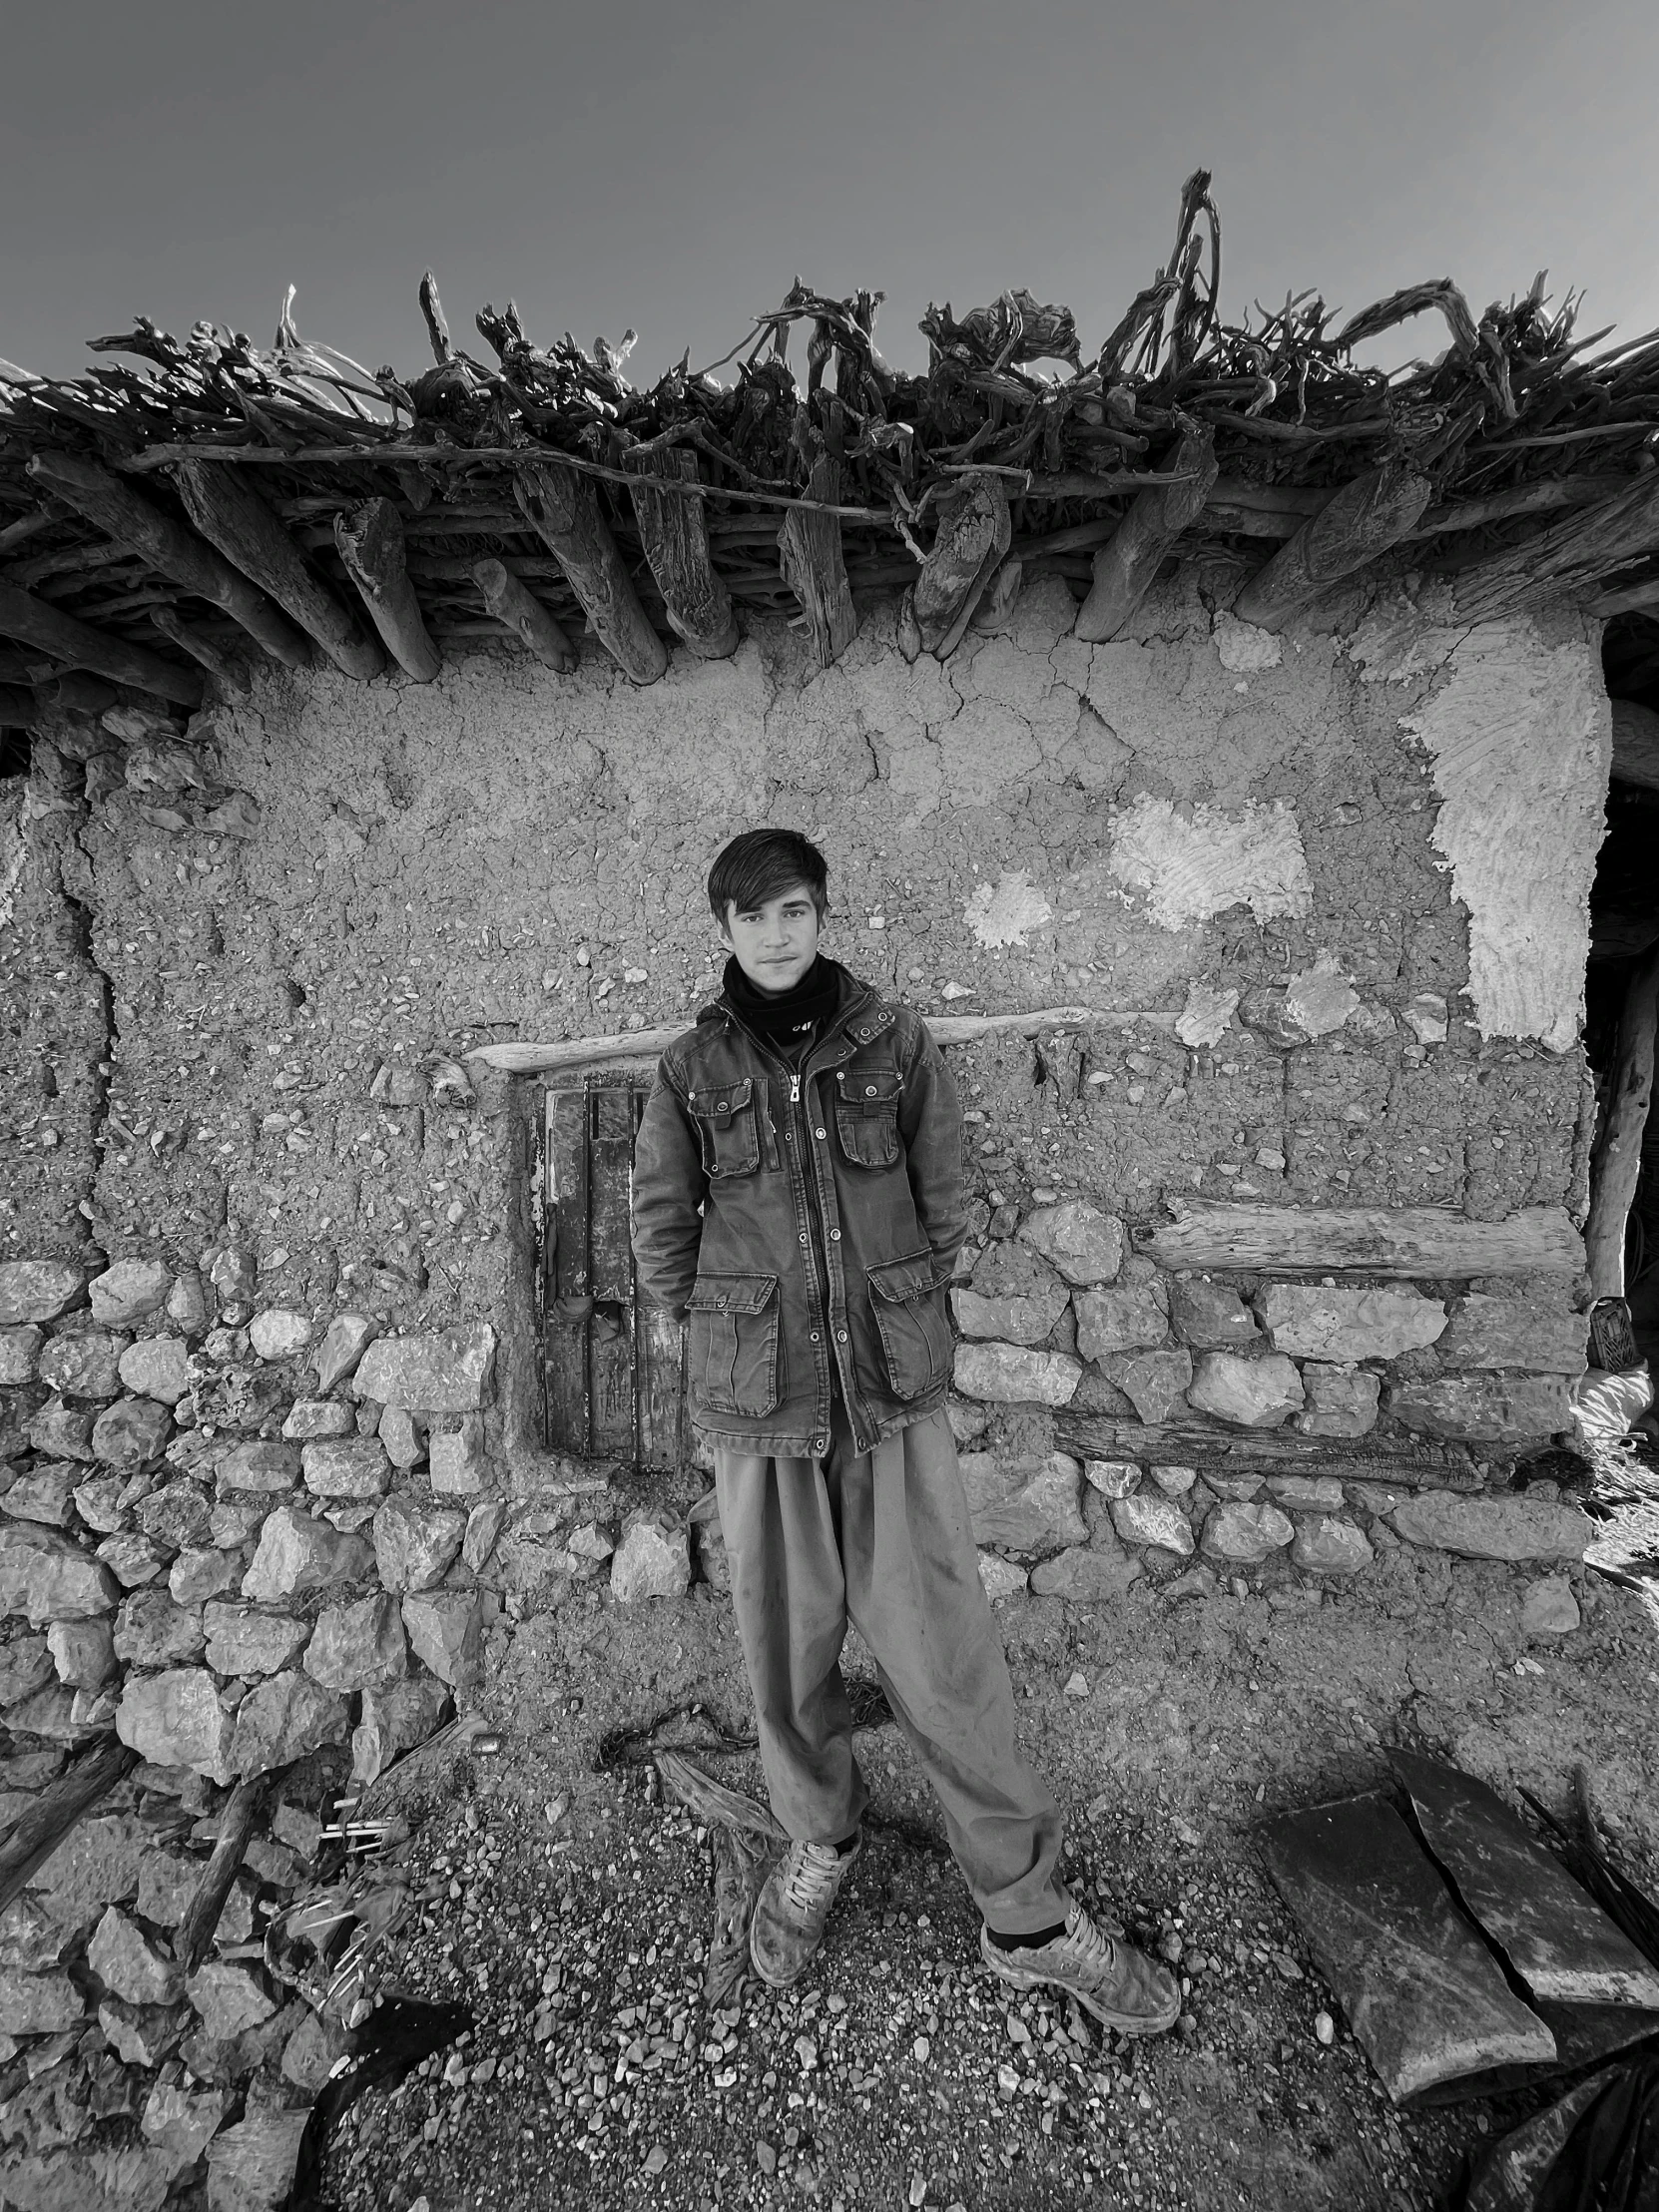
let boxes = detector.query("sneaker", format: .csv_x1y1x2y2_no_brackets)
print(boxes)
749,1836,862,1988
979,1903,1181,2036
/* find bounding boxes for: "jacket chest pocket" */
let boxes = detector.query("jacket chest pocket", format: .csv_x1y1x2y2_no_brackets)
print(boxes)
689,1077,761,1178
832,1065,901,1169
687,1271,782,1416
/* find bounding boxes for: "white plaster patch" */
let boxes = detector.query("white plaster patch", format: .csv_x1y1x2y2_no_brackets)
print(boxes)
0,783,24,934
965,870,1053,948
1212,612,1283,673
1105,797,1312,931
1345,592,1459,684
1399,617,1609,1052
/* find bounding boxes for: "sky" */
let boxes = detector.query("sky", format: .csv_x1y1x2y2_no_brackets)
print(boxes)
3,0,1656,392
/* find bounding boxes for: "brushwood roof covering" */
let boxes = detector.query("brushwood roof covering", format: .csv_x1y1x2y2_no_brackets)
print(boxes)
2,172,1658,705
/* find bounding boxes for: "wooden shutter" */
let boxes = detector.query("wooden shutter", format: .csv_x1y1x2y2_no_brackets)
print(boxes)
541,1081,689,1469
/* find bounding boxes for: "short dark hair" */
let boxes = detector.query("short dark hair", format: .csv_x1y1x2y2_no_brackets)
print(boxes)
708,829,829,924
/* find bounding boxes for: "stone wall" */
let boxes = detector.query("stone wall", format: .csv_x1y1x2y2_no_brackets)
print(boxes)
0,568,1610,1788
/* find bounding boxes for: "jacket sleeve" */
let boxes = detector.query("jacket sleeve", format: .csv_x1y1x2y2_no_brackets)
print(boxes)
897,1018,968,1278
630,1061,707,1319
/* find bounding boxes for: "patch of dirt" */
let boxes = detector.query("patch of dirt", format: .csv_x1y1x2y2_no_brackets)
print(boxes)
317,1549,1659,2210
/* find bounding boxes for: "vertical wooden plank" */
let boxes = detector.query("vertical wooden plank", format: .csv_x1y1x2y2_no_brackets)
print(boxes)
589,1086,637,1458
545,1087,592,1457
632,1085,689,1470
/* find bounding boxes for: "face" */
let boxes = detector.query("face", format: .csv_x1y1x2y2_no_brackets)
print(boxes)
720,881,823,993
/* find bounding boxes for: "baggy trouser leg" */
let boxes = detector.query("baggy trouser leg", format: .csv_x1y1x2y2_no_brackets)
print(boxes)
713,1446,869,1847
830,1406,1069,1936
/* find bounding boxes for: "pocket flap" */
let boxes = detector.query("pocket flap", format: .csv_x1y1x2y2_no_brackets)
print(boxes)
867,1249,948,1304
836,1067,901,1107
689,1077,754,1120
688,1270,778,1316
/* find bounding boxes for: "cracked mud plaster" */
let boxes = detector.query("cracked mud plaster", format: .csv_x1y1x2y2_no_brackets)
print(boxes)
5,571,1603,1349
1348,595,1610,1054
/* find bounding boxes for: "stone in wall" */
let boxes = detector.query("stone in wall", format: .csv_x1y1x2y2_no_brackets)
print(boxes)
1387,1375,1572,1443
314,1314,378,1392
92,1396,174,1472
402,1590,484,1689
4,1460,78,1524
250,1310,312,1361
1389,1489,1586,1561
353,1324,496,1413
300,1437,392,1499
1016,1204,1124,1287
353,1678,450,1784
1092,1348,1193,1423
115,1668,236,1782
1168,1279,1259,1349
89,1261,174,1329
951,1244,1070,1346
0,1324,43,1382
953,1342,1082,1406
218,1441,300,1492
1186,1352,1304,1428
1110,1494,1195,1557
1294,1364,1381,1438
0,1260,87,1324
203,1604,310,1676
1074,1280,1169,1361
1291,1517,1376,1574
1029,1543,1142,1601
429,1413,487,1496
1435,1296,1589,1374
959,1451,1087,1552
231,1670,350,1774
242,1506,370,1602
303,1593,408,1691
118,1336,192,1404
1255,1284,1446,1362
372,1498,465,1593
1200,1501,1296,1563
39,1329,127,1398
611,1514,691,1602
0,1525,120,1623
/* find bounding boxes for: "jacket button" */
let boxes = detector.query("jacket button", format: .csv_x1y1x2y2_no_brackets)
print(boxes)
799,1232,810,1243
718,1298,729,1309
865,1086,877,1097
829,1229,841,1242
815,1437,828,1452
810,1332,821,1343
816,1127,827,1139
836,1330,848,1343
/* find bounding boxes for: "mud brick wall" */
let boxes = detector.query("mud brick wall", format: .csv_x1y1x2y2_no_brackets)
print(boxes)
0,570,1610,1806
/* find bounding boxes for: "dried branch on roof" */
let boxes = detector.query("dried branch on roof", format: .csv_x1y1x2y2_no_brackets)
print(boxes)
4,169,1659,707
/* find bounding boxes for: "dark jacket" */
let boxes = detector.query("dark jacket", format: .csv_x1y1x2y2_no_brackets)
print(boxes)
630,963,967,1455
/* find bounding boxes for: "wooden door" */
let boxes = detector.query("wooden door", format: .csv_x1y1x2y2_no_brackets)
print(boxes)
541,1081,689,1470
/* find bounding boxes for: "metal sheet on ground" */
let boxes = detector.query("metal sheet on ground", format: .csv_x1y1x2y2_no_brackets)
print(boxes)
1394,1752,1659,2010
1258,1794,1556,2102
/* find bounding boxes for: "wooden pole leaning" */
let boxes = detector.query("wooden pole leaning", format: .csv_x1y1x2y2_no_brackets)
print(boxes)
513,462,669,686
624,446,739,660
332,498,442,682
0,581,202,707
1584,941,1659,1298
1233,460,1432,633
170,458,385,681
1074,419,1219,643
25,449,310,668
778,450,857,669
905,471,1012,659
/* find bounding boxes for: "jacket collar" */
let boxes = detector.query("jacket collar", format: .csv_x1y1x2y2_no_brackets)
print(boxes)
693,962,896,1067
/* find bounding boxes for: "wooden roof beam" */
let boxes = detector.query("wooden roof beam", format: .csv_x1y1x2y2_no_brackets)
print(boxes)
624,447,739,660
902,471,1011,660
332,498,441,682
169,459,384,681
149,607,254,695
24,450,310,670
471,559,577,673
778,450,856,669
1232,460,1432,633
513,462,668,685
1074,419,1218,642
0,581,202,708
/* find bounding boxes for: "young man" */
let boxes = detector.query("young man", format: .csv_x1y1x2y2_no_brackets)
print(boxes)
630,829,1178,2034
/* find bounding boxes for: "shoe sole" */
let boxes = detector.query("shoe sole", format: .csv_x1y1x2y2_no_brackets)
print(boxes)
979,1935,1181,2037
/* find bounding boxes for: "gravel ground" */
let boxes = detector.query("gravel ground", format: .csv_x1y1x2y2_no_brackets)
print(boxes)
316,1550,1659,2212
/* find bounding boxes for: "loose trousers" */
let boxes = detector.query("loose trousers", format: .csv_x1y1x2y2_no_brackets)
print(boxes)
713,1399,1070,1936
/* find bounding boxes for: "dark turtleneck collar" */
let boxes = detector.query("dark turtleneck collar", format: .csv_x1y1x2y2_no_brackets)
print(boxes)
722,953,846,1052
